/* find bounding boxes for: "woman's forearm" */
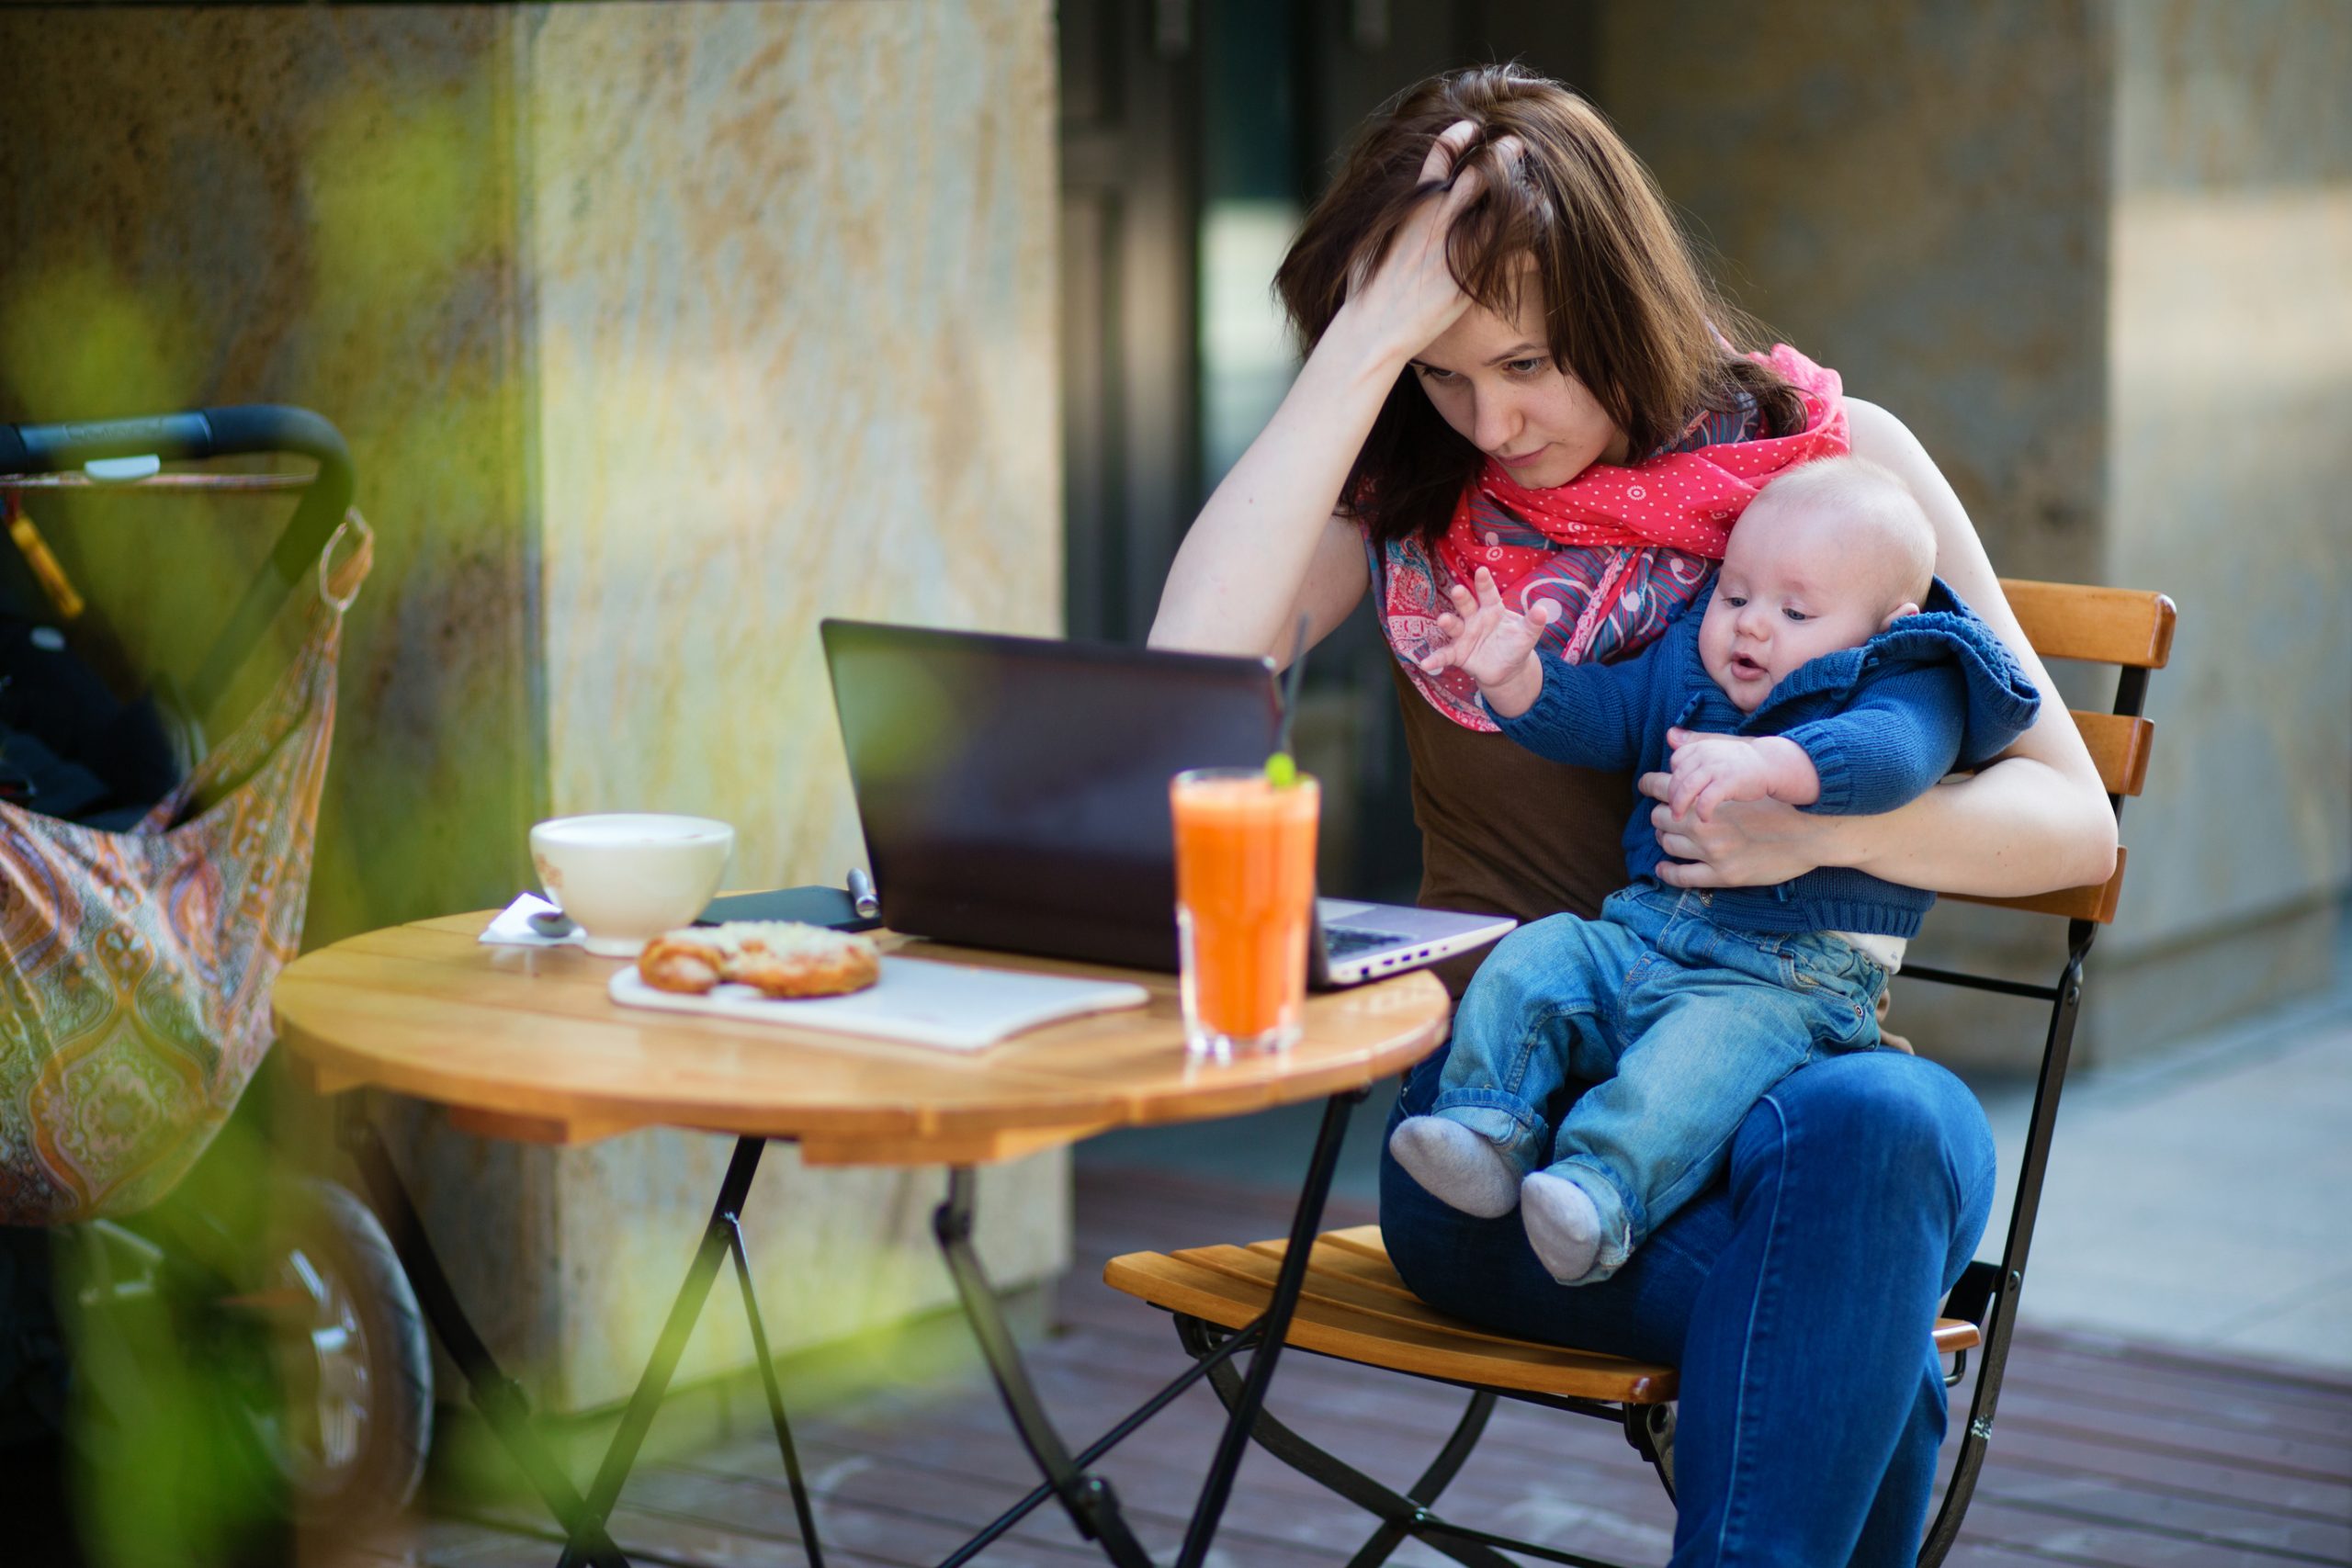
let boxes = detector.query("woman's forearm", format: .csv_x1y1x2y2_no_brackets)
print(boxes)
1817,754,2119,897
1149,307,1407,658
1628,397,2123,900
1645,716,2120,897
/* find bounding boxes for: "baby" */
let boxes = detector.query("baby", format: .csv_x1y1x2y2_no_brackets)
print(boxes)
1391,456,2041,1284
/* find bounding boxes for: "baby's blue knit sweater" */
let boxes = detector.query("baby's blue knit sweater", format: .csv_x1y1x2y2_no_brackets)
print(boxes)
1492,579,2041,938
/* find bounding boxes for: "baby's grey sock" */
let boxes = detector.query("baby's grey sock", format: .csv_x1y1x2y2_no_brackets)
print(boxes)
1521,1171,1603,1283
1388,1116,1520,1218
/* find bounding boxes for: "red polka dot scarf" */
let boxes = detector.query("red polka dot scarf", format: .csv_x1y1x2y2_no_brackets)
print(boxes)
1381,343,1849,729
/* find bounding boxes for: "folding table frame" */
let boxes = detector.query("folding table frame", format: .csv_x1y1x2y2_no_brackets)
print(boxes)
344,1088,1370,1568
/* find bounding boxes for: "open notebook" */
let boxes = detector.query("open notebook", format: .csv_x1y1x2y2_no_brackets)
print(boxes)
608,956,1149,1052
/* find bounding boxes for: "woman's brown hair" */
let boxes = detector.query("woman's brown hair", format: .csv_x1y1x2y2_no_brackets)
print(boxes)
1277,63,1804,545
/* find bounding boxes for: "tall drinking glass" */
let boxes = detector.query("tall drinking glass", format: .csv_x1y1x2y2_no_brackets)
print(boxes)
1170,768,1319,1057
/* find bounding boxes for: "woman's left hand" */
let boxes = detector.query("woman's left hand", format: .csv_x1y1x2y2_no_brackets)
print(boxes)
1638,771,1839,887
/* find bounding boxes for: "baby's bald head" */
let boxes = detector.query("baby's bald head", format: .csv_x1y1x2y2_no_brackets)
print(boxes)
1738,457,1936,616
1701,457,1939,710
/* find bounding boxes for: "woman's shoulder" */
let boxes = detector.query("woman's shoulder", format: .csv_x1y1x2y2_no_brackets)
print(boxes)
1839,398,1984,555
1841,397,1921,464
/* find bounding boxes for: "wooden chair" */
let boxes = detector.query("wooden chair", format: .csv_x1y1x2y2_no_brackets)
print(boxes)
1104,578,2177,1567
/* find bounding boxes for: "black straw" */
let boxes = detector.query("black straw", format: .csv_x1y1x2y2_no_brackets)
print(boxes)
1274,612,1309,758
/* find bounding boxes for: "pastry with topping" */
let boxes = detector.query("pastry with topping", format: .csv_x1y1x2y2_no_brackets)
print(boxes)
636,921,880,998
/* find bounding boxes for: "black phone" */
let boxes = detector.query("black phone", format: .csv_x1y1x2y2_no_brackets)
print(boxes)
695,886,882,933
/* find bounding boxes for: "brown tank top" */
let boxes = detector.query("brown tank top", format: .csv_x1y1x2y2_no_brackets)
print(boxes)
1388,660,1634,998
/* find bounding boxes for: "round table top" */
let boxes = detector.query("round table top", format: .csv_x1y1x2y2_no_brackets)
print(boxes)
272,911,1453,1168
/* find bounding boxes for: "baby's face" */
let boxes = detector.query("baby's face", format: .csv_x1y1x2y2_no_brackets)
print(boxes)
1700,505,1905,712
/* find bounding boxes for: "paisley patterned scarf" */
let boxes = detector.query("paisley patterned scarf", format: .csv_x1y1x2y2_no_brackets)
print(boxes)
0,520,369,1223
1378,344,1849,729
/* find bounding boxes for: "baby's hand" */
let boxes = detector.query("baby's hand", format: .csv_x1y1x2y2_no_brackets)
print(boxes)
1418,567,1555,717
1665,730,1819,821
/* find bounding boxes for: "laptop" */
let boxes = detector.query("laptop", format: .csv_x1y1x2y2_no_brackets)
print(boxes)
819,619,1515,985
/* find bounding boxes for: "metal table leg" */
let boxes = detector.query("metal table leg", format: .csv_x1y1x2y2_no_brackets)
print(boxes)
350,1084,1363,1567
345,1117,825,1567
345,1115,629,1567
929,1087,1364,1568
934,1166,1157,1568
1175,1089,1360,1568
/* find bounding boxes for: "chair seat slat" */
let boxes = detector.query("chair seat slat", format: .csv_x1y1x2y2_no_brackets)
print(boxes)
1219,1239,1611,1348
1108,1246,1679,1402
1105,1228,1982,1407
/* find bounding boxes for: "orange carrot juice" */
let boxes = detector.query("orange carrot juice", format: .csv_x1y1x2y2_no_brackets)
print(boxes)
1170,769,1319,1055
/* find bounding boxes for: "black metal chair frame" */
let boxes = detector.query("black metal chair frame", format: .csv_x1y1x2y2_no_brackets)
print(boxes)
1148,649,2165,1568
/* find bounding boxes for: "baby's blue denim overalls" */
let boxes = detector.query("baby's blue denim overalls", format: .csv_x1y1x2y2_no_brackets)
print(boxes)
1432,878,1890,1282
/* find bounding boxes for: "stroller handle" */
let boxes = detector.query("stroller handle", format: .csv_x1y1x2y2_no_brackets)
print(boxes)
0,405,353,508
0,405,359,718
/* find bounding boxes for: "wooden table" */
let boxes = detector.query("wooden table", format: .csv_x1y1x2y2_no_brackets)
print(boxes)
273,910,1452,1568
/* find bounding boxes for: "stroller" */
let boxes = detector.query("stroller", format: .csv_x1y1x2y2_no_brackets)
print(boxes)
0,407,431,1561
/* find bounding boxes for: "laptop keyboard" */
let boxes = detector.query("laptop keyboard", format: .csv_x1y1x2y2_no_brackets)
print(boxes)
1324,926,1410,959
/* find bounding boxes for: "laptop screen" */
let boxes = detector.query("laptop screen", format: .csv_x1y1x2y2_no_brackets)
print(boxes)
820,620,1281,968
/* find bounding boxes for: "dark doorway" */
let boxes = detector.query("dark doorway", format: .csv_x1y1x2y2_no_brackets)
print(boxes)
1056,0,1595,905
1068,0,1599,1175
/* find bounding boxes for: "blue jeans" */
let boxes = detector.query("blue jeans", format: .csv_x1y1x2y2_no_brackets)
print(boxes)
1382,1043,1996,1567
1434,883,1889,1282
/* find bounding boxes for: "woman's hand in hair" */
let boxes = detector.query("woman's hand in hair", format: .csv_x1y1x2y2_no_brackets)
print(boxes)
1340,120,1523,365
1154,121,1517,662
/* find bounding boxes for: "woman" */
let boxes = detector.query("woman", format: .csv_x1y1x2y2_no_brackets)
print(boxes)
1149,66,2115,1566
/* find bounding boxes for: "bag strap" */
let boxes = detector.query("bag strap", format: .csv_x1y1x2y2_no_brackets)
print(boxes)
318,509,374,615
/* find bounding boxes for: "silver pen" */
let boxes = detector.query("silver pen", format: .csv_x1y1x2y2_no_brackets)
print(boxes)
845,865,880,919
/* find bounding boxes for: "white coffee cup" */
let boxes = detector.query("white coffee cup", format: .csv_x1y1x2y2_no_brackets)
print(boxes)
528,813,735,956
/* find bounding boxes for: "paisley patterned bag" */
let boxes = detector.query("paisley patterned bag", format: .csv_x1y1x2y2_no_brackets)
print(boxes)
0,519,369,1224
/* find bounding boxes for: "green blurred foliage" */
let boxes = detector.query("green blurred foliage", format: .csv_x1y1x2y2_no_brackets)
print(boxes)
307,91,487,314
57,1111,295,1568
0,263,205,423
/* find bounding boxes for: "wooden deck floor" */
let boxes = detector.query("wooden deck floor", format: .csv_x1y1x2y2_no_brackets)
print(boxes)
405,1166,2352,1568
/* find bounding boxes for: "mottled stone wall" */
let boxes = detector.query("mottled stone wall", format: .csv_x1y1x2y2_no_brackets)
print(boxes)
0,1,1066,1414
519,0,1065,1411
527,2,1060,878
1596,3,2109,589
0,7,543,950
2096,0,2352,1044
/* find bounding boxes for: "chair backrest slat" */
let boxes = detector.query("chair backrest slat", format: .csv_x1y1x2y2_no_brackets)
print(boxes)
1959,578,2175,927
2069,710,2154,797
2002,578,2177,669
1942,846,2128,925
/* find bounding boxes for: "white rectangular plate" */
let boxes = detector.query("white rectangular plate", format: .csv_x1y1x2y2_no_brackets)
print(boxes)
608,956,1150,1052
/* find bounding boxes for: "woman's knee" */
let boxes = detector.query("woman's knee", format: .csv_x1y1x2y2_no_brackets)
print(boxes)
1380,1153,1514,1319
1739,1053,1995,1213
